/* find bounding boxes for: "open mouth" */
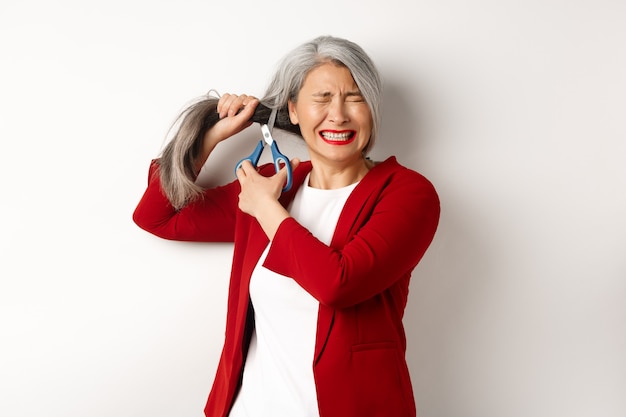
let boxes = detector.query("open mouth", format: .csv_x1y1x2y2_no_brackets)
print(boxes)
319,130,356,145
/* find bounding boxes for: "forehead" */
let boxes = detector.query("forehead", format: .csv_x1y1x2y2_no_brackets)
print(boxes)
300,62,359,92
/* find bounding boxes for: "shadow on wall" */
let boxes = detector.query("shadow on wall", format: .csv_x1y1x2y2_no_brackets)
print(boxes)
372,79,428,163
405,206,494,413
379,78,494,413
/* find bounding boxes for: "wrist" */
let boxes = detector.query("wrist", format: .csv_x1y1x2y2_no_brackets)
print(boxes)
257,202,290,240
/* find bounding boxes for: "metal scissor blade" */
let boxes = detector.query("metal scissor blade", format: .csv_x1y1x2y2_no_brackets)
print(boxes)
266,107,277,132
261,124,274,145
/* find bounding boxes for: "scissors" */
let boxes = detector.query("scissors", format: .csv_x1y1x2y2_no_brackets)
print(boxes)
234,109,293,192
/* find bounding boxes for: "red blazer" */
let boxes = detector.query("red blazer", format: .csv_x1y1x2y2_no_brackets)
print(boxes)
133,157,440,417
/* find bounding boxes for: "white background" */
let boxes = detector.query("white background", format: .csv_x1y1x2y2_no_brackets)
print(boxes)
1,1,625,416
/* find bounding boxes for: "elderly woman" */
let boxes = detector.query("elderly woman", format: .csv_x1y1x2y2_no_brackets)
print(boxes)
133,35,440,417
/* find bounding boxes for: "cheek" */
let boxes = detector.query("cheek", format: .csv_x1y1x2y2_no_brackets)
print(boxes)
353,109,373,131
298,109,324,130
351,113,372,130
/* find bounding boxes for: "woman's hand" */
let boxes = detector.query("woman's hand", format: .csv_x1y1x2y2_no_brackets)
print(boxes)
195,94,259,172
212,93,259,142
236,158,300,240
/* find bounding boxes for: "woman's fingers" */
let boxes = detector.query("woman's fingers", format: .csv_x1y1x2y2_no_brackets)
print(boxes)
208,94,259,145
217,93,258,119
238,158,300,189
235,159,253,181
288,158,301,173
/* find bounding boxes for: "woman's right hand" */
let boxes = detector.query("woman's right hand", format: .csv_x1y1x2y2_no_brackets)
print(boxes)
195,94,259,173
208,93,259,145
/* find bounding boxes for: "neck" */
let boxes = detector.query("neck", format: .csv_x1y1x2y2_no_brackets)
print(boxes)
308,157,374,189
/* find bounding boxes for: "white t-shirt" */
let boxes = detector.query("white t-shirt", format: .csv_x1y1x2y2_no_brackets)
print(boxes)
228,174,358,417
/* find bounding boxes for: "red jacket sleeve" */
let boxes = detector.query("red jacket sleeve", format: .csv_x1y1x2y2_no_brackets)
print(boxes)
132,160,240,242
263,165,440,309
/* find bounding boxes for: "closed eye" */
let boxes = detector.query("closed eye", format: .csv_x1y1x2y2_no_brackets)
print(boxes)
346,92,365,102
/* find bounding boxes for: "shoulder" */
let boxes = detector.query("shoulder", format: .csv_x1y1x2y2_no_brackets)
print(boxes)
344,156,440,225
367,156,438,198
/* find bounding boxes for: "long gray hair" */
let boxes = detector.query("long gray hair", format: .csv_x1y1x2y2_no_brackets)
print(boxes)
158,35,382,209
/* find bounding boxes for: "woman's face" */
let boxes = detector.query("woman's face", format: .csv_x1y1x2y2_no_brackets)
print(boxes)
288,62,373,167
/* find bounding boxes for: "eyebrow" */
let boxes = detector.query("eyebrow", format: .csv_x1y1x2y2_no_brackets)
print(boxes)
312,90,363,97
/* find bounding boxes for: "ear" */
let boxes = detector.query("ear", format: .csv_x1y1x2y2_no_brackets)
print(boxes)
288,100,299,125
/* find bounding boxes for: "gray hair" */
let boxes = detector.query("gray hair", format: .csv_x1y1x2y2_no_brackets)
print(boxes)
157,35,382,209
262,35,383,155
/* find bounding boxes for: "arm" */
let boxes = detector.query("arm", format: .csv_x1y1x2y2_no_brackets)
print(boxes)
132,161,240,242
264,168,440,308
132,94,260,242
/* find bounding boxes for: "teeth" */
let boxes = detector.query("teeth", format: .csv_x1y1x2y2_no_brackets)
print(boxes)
321,131,353,140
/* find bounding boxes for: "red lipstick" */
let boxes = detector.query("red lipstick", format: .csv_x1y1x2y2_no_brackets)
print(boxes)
319,130,356,145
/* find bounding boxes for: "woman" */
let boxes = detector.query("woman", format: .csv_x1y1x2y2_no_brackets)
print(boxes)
133,35,440,417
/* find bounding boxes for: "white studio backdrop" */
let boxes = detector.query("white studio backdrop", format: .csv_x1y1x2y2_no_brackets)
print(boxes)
1,1,625,416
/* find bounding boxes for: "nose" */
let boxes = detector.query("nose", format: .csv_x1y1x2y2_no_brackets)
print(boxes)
328,99,349,124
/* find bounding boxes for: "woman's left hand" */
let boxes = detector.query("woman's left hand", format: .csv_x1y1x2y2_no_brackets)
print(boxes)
235,158,300,239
